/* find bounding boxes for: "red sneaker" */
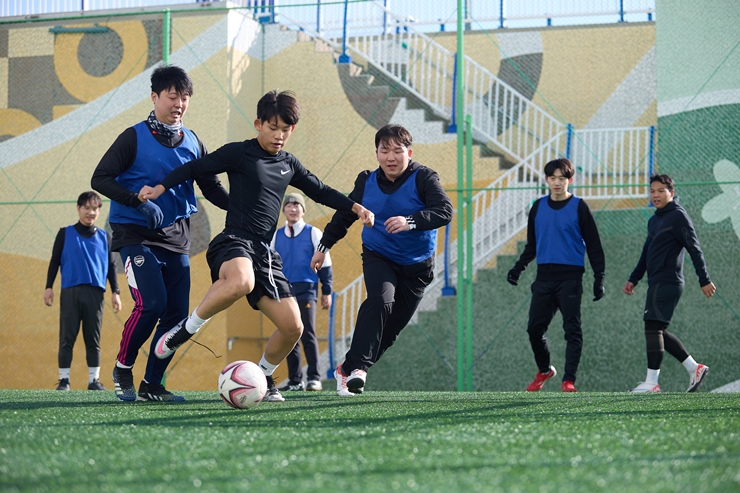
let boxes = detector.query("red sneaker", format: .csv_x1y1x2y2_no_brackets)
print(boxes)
526,366,557,392
562,380,577,392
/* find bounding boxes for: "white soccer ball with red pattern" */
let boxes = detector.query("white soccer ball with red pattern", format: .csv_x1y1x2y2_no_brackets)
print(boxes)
218,360,267,409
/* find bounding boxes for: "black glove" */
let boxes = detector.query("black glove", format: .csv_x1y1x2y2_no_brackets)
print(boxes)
137,201,164,229
507,268,521,286
593,277,605,301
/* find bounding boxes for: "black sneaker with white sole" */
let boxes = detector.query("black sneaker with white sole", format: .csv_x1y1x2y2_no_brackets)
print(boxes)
278,381,305,392
112,366,137,401
56,378,70,391
137,381,185,402
88,379,106,390
264,375,285,402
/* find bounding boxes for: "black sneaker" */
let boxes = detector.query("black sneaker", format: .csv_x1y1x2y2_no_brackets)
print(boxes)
56,378,70,391
154,318,192,359
264,375,285,402
112,366,137,401
137,381,185,402
278,381,305,392
88,379,106,390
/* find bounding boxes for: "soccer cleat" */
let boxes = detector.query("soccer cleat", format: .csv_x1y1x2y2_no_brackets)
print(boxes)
561,380,577,393
264,375,285,402
347,369,367,395
56,378,70,391
112,366,137,401
136,381,185,402
154,318,193,360
526,366,557,392
335,365,354,397
306,380,322,392
687,364,709,393
629,381,661,393
278,381,305,392
87,379,106,391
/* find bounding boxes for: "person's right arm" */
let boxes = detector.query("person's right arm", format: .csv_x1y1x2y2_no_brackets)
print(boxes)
507,199,540,285
624,232,650,295
91,128,141,207
44,228,66,306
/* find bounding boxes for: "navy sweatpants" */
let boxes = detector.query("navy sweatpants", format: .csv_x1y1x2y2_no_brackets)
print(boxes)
117,244,190,385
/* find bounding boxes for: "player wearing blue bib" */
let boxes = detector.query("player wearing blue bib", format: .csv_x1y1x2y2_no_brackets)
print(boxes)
507,158,605,393
311,124,453,396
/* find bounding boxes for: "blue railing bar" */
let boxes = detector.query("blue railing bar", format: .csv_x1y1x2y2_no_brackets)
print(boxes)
338,0,351,64
326,292,337,379
447,52,458,133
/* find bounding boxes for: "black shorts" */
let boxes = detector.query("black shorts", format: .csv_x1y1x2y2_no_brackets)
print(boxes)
206,232,294,310
643,283,684,323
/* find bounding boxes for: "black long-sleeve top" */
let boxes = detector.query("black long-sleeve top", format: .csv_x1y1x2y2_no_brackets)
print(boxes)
318,160,453,250
46,222,119,293
628,198,711,287
91,122,229,252
159,138,356,244
513,195,605,281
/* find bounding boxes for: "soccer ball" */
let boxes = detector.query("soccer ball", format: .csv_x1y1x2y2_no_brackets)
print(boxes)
218,360,267,409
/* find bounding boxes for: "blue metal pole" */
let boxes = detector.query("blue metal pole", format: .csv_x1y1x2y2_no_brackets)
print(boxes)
499,0,504,28
441,224,456,296
648,125,656,207
383,0,388,34
619,0,625,22
447,53,458,133
565,123,573,159
316,0,321,34
338,0,352,63
326,292,337,379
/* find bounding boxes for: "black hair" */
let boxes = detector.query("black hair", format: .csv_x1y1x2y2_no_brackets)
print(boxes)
151,65,193,97
77,191,102,208
544,158,574,179
256,90,300,126
650,174,674,191
375,124,412,149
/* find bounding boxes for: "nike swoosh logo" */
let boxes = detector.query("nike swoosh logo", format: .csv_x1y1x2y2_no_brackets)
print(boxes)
281,169,290,175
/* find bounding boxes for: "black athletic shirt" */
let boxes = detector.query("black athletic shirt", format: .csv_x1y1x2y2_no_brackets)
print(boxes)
46,222,120,293
159,138,356,244
628,198,711,287
318,160,453,250
91,122,229,253
513,195,606,282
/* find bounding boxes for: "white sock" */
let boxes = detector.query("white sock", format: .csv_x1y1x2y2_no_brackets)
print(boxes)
59,368,70,380
682,355,698,373
185,307,209,335
646,368,660,384
258,355,278,376
88,367,100,383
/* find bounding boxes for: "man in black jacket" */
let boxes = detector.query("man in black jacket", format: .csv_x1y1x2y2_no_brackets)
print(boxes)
623,174,716,393
310,124,453,396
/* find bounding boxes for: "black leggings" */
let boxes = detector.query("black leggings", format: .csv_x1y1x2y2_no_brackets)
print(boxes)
644,319,689,370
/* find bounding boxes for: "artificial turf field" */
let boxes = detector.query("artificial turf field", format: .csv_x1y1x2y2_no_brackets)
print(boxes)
1,389,739,492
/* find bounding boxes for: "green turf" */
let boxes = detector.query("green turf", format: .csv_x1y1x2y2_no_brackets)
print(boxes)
1,390,739,493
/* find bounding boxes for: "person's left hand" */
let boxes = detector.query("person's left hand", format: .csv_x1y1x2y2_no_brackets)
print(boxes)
385,216,409,234
701,282,716,298
593,277,605,301
321,294,332,310
111,293,122,313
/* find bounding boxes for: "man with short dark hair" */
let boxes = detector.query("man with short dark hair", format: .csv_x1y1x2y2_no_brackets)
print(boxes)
623,174,715,393
92,65,229,402
507,158,605,393
139,89,374,403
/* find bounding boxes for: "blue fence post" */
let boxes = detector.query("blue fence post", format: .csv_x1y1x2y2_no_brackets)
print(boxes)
316,0,321,34
447,53,458,133
441,224,456,296
338,0,352,63
619,0,625,22
565,123,573,160
326,292,337,379
383,0,388,34
648,125,656,207
499,0,505,28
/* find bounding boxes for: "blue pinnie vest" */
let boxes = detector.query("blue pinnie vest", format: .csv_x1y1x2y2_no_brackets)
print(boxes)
534,195,585,266
361,169,436,265
108,121,199,228
60,226,109,290
275,224,318,284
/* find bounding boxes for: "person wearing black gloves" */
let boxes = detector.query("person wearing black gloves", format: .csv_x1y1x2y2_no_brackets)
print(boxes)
91,65,229,402
310,124,453,396
623,174,715,393
507,158,605,393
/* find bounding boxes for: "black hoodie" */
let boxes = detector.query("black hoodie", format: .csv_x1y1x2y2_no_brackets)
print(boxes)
628,197,711,287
